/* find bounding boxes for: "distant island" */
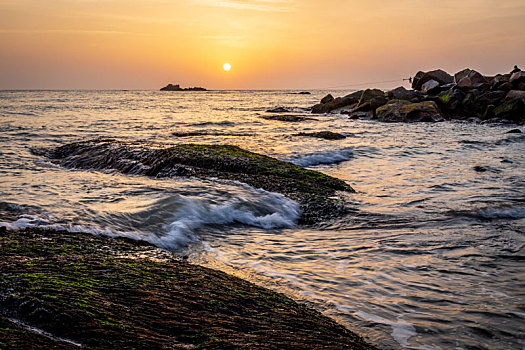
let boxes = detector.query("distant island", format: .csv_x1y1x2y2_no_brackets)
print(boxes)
160,83,207,91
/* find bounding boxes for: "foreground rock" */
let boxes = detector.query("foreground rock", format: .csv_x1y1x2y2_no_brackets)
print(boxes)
160,84,207,91
0,227,375,350
311,66,525,124
40,140,354,225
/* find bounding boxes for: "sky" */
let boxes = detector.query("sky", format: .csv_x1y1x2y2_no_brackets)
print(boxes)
0,0,524,90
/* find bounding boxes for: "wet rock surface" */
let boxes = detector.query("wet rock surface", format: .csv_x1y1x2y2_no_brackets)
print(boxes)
40,140,354,225
261,114,317,122
0,227,375,350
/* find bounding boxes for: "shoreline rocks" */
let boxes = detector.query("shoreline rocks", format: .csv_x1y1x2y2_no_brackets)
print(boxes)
0,227,376,349
311,67,525,124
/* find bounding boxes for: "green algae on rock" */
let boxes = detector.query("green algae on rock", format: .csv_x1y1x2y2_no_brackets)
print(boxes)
42,140,355,225
0,227,376,350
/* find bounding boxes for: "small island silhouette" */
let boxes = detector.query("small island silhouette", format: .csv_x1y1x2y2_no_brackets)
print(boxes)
160,83,207,91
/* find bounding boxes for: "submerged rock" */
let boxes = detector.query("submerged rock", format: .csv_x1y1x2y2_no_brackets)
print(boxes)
376,100,444,122
266,107,292,113
0,227,375,350
42,140,354,225
261,114,317,122
294,131,347,140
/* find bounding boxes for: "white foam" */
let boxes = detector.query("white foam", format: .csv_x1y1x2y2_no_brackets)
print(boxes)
1,186,301,250
355,310,417,347
286,147,354,167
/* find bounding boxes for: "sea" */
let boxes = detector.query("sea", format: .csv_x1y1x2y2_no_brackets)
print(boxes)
0,90,524,350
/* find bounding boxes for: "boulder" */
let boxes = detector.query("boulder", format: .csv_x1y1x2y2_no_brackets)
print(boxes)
497,82,513,93
412,69,453,91
457,77,474,89
493,98,525,124
376,100,444,122
506,90,525,100
388,86,423,101
439,88,465,113
510,71,525,84
320,94,334,104
421,79,440,94
478,91,506,105
454,69,487,85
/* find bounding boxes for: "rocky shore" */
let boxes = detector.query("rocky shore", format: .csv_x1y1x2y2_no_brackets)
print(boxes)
36,139,355,225
312,67,525,124
0,227,375,349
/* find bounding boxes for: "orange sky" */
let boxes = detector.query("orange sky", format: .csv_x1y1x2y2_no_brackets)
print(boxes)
0,0,524,90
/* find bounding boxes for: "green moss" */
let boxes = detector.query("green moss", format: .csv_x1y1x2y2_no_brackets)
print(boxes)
440,93,450,103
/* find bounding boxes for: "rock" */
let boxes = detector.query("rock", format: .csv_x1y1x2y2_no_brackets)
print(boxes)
262,115,316,122
412,69,453,90
505,90,525,100
44,141,355,225
160,84,206,91
454,69,487,85
267,107,291,113
321,94,334,104
479,91,506,105
298,91,311,95
457,77,474,89
388,86,423,101
312,89,384,114
510,71,525,84
439,89,465,113
421,79,441,94
0,228,375,350
505,128,522,134
497,82,514,93
294,131,347,140
493,98,525,124
473,165,488,172
376,100,444,122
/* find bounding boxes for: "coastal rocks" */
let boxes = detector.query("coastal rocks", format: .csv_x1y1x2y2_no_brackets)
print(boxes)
310,67,525,124
412,69,454,90
376,100,444,123
0,228,375,350
294,131,347,140
42,140,354,225
160,84,207,91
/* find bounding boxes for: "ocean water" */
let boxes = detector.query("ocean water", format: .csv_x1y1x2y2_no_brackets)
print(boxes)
1,90,524,349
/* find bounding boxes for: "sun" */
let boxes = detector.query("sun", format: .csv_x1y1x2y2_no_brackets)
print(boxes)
223,63,231,71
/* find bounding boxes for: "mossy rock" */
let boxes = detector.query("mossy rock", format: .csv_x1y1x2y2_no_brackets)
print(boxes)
0,227,376,350
43,140,354,225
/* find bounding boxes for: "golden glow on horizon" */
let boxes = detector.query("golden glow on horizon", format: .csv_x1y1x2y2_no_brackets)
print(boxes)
0,0,524,89
223,63,232,71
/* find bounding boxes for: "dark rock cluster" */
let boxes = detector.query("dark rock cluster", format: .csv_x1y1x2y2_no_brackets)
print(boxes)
160,84,207,91
312,67,525,124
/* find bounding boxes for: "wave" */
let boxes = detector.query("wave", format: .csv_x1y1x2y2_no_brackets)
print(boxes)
0,186,301,250
286,148,354,167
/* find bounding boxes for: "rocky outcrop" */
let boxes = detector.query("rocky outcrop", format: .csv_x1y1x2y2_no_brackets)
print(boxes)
160,84,207,91
0,227,376,350
40,140,354,225
310,67,525,124
376,100,444,123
